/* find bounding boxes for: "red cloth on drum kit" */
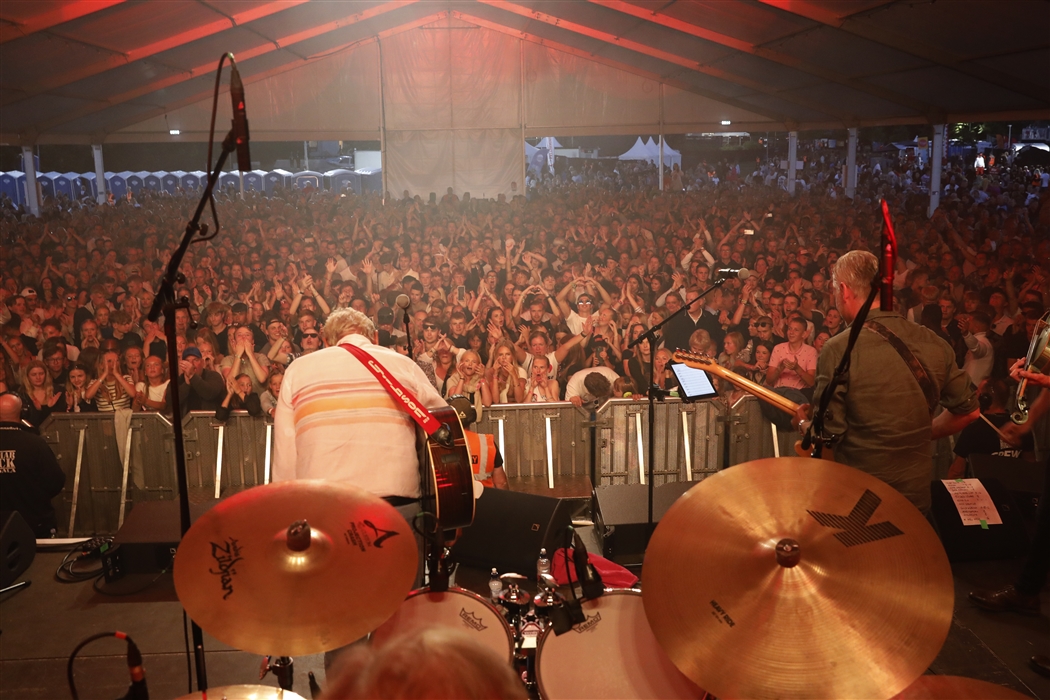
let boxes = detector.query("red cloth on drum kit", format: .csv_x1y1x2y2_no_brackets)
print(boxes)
551,548,639,589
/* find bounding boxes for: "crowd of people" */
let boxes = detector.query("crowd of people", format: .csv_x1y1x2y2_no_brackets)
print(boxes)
1,149,1047,443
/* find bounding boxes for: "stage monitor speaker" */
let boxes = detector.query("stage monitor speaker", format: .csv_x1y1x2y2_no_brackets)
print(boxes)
1,510,36,588
102,499,219,581
969,454,1045,526
930,478,1030,562
595,481,697,564
451,489,578,575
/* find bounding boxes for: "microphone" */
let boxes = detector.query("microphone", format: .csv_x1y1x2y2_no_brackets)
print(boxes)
229,61,251,173
715,267,750,280
395,293,410,310
571,529,604,600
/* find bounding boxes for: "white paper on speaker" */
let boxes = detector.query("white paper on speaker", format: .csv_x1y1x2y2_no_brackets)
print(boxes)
941,479,1003,527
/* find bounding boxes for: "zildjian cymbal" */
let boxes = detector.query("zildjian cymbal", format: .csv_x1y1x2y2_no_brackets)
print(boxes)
643,457,954,700
890,675,1031,699
174,480,417,656
176,685,307,700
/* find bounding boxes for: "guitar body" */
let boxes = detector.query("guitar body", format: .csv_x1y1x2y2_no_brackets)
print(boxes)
421,405,475,530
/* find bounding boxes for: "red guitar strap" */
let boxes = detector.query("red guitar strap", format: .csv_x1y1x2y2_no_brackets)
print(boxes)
339,343,442,436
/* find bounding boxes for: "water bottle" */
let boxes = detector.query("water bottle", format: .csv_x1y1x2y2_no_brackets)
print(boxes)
488,567,503,601
537,548,551,578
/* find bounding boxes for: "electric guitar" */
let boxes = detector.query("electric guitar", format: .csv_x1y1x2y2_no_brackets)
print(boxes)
672,350,828,458
418,405,475,530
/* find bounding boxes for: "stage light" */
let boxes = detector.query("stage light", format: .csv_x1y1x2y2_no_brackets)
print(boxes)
169,129,181,135
721,120,731,126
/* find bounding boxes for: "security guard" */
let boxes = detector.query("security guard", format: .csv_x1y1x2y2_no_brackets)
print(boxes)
448,395,508,489
0,394,66,538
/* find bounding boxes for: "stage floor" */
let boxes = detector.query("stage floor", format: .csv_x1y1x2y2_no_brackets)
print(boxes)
2,548,1047,699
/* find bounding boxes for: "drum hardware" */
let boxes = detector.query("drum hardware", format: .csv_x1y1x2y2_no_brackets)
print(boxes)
1010,310,1049,424
173,481,417,656
259,655,294,692
643,457,955,700
533,573,562,620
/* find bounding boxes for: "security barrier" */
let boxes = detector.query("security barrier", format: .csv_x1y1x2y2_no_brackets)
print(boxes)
182,411,273,498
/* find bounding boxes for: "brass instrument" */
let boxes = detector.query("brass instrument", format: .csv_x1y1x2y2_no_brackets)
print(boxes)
1011,311,1050,424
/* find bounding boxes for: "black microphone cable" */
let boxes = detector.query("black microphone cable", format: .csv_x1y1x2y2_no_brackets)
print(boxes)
68,631,148,700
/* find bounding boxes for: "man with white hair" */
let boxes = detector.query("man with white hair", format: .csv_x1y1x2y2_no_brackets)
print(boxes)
795,250,979,514
272,307,446,502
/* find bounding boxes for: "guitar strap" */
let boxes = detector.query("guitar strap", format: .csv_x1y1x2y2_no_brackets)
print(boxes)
862,320,939,414
338,343,442,436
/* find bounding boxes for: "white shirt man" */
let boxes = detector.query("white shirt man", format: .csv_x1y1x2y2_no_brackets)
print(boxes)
273,309,446,499
564,366,620,405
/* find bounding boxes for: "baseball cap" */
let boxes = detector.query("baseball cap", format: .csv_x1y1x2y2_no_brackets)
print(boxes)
377,307,394,324
20,287,37,297
182,346,202,360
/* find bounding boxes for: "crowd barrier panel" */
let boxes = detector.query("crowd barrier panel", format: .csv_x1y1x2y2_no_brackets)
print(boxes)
41,412,177,537
181,412,273,498
472,397,724,487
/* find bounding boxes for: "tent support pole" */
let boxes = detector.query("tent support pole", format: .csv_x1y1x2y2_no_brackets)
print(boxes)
928,124,944,218
658,83,664,191
520,39,526,198
787,131,798,195
846,127,857,199
92,144,107,204
379,40,388,204
22,146,40,217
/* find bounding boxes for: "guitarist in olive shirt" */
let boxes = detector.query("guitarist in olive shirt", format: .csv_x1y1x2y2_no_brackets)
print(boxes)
795,251,979,514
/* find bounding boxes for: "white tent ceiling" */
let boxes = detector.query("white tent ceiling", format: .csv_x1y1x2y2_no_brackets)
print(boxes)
1,0,1047,146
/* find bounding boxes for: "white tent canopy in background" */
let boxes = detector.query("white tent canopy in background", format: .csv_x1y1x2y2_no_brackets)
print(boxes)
648,138,682,168
619,137,654,162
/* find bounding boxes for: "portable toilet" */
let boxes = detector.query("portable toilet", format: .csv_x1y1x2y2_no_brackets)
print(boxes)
162,171,182,194
125,174,147,196
243,170,265,192
0,171,24,206
324,169,360,194
105,172,128,199
292,170,323,189
264,169,291,194
180,171,204,191
67,172,92,200
51,172,75,199
144,172,164,192
218,171,242,191
37,172,59,199
356,168,382,194
81,172,100,200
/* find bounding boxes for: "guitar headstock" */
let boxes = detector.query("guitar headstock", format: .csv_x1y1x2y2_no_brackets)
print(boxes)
672,350,717,368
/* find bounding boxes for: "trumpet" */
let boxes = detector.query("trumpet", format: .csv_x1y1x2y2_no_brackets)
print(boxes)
1011,311,1050,425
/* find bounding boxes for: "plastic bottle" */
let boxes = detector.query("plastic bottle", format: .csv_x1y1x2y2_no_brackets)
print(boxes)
488,567,503,601
537,547,551,578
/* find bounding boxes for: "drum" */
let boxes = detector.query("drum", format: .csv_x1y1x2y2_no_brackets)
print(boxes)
371,586,515,662
535,590,707,700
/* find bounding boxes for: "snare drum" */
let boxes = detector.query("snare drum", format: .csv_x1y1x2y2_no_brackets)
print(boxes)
371,587,515,662
535,590,706,700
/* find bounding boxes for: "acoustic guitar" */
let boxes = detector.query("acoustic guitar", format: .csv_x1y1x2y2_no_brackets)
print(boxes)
419,405,475,530
672,350,824,458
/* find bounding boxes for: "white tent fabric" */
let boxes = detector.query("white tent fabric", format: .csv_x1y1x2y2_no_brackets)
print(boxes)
619,137,654,162
648,138,683,168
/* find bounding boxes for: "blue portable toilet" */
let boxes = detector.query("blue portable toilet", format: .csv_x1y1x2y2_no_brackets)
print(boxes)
356,168,382,194
125,172,146,194
106,172,129,199
144,172,164,192
0,171,24,206
264,169,291,194
37,172,59,199
162,172,182,194
292,170,323,189
67,172,92,200
82,172,100,199
218,171,242,191
324,169,360,194
179,171,203,191
53,173,74,199
243,170,265,192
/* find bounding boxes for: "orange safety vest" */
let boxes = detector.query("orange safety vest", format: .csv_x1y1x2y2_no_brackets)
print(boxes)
464,430,497,488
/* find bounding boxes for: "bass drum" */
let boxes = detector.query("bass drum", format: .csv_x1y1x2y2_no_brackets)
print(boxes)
371,586,515,662
535,590,707,700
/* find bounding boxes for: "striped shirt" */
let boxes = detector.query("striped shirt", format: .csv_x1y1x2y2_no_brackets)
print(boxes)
272,333,447,498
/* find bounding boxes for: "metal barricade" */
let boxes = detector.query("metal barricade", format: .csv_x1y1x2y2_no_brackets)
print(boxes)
726,397,794,465
181,411,273,500
474,402,589,486
40,412,176,536
597,398,722,486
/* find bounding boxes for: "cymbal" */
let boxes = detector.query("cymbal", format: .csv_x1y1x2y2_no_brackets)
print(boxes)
174,480,417,656
176,685,306,700
643,457,954,700
891,675,1031,699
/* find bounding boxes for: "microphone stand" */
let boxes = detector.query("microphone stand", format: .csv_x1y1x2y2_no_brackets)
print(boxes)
626,277,729,535
146,127,239,693
401,303,414,361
